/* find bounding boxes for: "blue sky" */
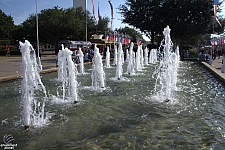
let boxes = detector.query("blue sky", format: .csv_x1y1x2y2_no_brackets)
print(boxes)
0,0,126,30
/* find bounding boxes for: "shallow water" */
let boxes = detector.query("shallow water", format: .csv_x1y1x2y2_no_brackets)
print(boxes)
0,61,225,149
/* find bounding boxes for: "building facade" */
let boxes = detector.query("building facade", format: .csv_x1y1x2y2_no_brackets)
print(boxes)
73,0,86,11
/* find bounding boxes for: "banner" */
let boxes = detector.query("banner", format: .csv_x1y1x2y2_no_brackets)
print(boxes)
213,0,221,26
98,3,101,21
108,0,114,19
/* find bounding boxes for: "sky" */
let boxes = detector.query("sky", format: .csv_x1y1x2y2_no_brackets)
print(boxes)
0,0,126,30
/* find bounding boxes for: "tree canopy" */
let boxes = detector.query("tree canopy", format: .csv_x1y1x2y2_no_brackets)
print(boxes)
118,0,225,46
0,9,14,40
13,6,110,49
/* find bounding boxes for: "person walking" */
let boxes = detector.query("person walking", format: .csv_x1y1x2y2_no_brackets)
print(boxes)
4,44,10,57
221,55,225,73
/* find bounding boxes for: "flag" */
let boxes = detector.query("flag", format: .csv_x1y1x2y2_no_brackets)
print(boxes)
92,0,96,20
211,39,218,45
98,3,101,21
110,34,115,42
108,0,114,19
214,0,222,26
137,40,142,45
105,34,110,43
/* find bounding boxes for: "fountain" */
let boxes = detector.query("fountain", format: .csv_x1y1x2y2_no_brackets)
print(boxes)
113,46,117,65
1,58,225,149
125,48,129,62
144,47,149,65
57,45,78,103
140,44,144,68
152,26,179,102
91,44,105,89
1,28,225,149
127,42,135,75
78,48,85,74
19,40,47,129
105,46,111,68
135,45,141,71
149,49,158,64
115,43,123,80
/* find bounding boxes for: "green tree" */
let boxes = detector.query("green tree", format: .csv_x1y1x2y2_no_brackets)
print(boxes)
13,6,99,52
0,9,14,40
94,17,110,35
118,0,224,48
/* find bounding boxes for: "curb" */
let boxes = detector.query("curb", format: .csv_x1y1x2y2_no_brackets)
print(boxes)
0,61,94,83
199,61,225,84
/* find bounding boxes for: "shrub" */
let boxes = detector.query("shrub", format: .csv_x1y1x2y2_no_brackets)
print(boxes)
188,48,198,58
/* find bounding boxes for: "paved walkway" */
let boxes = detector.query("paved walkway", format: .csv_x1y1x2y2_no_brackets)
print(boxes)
0,54,225,82
0,54,58,82
200,57,225,83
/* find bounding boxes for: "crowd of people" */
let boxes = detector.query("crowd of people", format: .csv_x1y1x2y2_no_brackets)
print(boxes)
198,46,224,63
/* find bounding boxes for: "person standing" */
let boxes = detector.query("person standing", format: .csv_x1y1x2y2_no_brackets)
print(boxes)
221,54,225,73
4,44,10,57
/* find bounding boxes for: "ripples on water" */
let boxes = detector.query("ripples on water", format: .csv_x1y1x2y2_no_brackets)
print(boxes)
0,61,225,149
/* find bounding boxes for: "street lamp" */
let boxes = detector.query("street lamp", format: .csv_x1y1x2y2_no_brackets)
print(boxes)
85,0,87,43
35,0,42,70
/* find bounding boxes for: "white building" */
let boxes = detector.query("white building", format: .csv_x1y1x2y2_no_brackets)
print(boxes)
73,0,86,11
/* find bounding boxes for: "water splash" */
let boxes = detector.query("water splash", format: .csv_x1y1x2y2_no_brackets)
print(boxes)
152,26,180,102
140,45,144,68
144,47,149,65
78,48,85,74
113,46,117,65
91,44,105,89
115,43,123,80
19,40,47,128
127,42,135,75
57,45,78,103
135,45,142,72
105,46,111,68
125,48,129,63
149,49,158,64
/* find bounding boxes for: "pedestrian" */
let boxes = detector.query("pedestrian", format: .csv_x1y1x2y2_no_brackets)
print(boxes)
221,55,225,73
4,44,10,57
184,50,189,58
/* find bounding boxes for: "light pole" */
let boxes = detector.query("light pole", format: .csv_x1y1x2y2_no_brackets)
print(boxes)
35,0,42,70
86,0,87,43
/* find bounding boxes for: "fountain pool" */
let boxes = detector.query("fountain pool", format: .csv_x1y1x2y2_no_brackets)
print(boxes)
0,61,225,149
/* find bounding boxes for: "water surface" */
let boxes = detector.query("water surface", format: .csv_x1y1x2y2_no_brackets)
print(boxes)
0,61,225,149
